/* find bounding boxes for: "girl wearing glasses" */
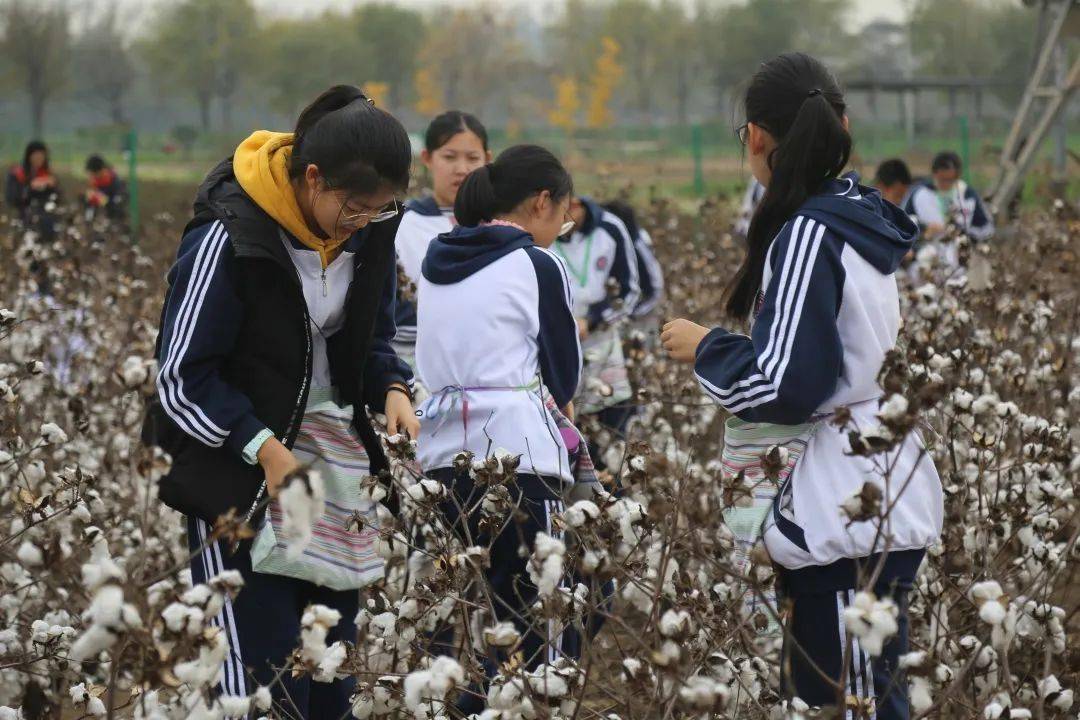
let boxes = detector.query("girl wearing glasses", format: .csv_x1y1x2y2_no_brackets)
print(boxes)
147,84,418,718
394,111,491,390
414,145,581,708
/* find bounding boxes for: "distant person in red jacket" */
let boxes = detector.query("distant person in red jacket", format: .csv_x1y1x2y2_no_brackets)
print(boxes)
83,154,127,220
5,140,60,218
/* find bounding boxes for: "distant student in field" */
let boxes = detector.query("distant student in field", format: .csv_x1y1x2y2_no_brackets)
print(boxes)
556,193,640,463
734,176,765,238
874,158,945,243
663,52,942,720
394,111,491,390
927,151,994,242
5,140,59,219
602,199,664,323
83,155,127,220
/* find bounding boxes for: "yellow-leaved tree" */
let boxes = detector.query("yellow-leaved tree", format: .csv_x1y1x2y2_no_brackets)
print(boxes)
413,67,443,117
547,76,580,132
361,81,390,109
586,36,624,129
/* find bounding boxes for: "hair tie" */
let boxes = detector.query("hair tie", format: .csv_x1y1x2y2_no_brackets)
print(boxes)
807,88,823,98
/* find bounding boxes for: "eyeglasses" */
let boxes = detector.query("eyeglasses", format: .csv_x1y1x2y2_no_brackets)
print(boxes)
735,123,749,146
338,196,400,226
559,208,577,237
320,178,401,227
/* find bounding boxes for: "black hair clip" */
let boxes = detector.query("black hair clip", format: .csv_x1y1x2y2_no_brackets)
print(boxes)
807,88,823,98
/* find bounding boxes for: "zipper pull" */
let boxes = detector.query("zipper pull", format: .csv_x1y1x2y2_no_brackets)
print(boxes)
321,267,327,297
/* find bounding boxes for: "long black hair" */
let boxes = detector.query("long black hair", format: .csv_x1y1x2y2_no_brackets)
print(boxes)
288,85,412,195
725,52,851,319
602,199,641,243
425,110,489,153
22,140,49,177
454,144,573,227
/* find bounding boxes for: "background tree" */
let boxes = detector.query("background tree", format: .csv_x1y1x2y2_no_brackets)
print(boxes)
0,0,70,136
257,13,356,121
352,3,425,111
142,0,258,133
586,37,624,129
909,0,1036,104
71,4,134,125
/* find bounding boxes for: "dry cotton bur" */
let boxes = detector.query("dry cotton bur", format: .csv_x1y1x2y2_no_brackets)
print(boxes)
0,192,1077,720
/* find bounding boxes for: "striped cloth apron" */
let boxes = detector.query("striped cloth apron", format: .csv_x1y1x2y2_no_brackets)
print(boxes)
721,416,817,634
250,388,383,590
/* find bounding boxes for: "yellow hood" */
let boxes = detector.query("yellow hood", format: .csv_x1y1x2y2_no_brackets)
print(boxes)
233,130,347,268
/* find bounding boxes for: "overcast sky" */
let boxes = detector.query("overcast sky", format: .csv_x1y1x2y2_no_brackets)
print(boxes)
248,0,912,30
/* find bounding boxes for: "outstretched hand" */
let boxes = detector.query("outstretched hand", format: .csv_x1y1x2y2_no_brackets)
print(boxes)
661,319,711,363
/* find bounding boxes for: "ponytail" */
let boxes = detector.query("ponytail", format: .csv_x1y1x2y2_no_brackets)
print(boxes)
288,84,412,195
454,145,573,227
724,53,851,319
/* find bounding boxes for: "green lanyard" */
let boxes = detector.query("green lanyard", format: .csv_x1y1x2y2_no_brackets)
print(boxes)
553,233,593,287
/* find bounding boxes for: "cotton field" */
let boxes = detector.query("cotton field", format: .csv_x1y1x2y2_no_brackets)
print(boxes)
0,196,1077,719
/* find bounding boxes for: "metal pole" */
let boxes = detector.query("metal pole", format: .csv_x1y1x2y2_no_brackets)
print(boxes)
126,128,139,240
691,123,705,196
959,115,971,183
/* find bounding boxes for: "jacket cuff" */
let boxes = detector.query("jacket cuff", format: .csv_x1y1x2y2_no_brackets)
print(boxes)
695,326,732,360
225,413,271,461
241,429,274,465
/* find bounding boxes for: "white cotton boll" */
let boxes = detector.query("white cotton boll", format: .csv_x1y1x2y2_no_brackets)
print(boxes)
842,591,898,657
218,696,250,717
279,472,326,558
970,580,1004,602
562,500,600,528
910,676,933,714
483,622,521,649
253,687,272,712
16,541,43,567
1037,675,1073,710
403,656,464,716
659,608,691,638
878,394,909,420
39,422,68,445
679,675,729,710
526,665,569,698
405,479,447,503
119,356,151,388
314,641,348,682
527,533,565,599
979,600,1007,626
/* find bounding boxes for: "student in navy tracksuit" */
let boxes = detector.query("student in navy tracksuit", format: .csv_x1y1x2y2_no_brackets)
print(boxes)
663,54,942,719
927,150,994,242
555,195,639,462
603,199,664,322
394,111,491,385
734,176,765,238
145,86,417,719
874,159,945,256
415,145,579,711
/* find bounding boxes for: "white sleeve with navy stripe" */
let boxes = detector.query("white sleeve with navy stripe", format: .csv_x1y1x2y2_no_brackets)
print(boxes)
155,221,268,458
587,213,640,328
694,215,844,425
631,228,664,317
524,246,582,407
963,186,994,241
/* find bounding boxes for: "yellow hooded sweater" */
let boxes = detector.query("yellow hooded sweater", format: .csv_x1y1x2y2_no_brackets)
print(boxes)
233,130,348,269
